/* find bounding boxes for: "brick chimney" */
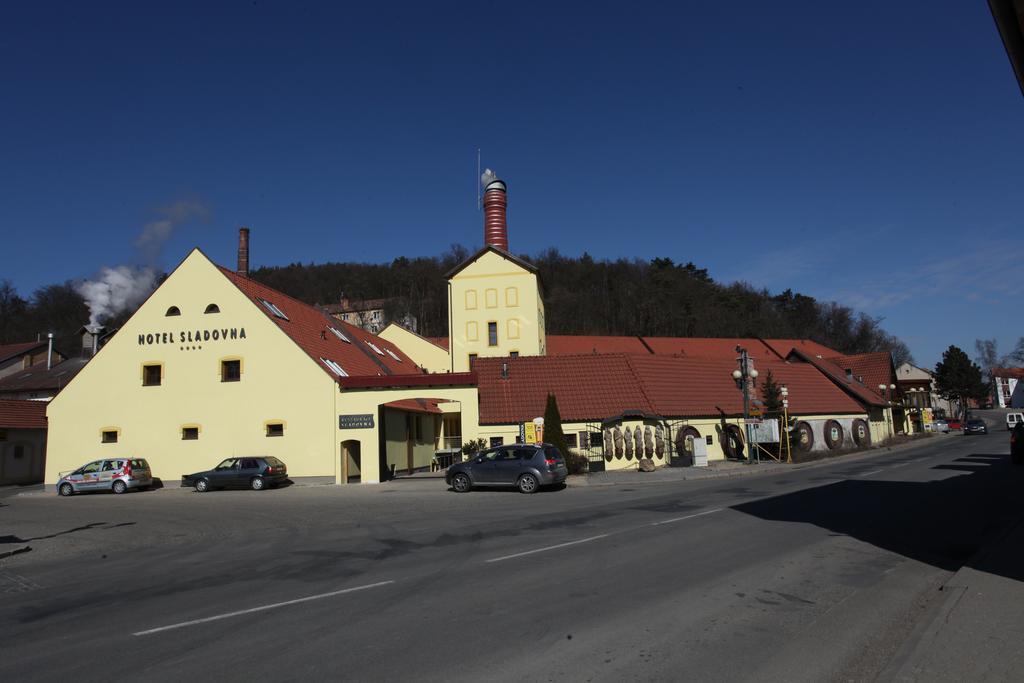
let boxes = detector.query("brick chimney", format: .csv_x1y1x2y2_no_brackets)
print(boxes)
481,169,508,251
237,227,250,277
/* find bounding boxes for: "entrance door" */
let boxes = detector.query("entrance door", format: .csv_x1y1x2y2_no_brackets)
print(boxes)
341,440,361,484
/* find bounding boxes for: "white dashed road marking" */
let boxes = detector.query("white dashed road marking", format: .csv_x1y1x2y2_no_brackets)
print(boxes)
650,508,723,526
133,580,395,636
486,535,610,563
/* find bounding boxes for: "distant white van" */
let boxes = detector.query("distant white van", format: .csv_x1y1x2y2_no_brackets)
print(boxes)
1008,413,1024,431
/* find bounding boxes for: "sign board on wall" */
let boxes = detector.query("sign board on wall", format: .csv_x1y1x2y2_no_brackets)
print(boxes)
750,419,780,443
524,422,537,443
339,414,375,429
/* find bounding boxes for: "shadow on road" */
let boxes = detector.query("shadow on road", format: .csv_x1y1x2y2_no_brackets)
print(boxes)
733,452,1024,582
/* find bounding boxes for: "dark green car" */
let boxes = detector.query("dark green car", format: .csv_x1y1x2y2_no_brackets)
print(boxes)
182,457,288,492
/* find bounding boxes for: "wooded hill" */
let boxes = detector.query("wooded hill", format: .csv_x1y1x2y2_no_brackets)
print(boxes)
250,247,914,365
0,248,913,366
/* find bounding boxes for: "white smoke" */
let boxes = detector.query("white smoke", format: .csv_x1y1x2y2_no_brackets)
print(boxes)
79,266,159,329
79,199,210,327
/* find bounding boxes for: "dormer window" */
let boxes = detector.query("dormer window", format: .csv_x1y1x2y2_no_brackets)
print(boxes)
204,304,220,314
329,327,351,343
258,298,289,320
166,306,181,316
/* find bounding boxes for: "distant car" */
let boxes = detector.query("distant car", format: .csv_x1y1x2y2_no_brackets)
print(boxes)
182,457,288,492
931,419,949,433
1007,413,1024,431
964,419,988,435
57,458,152,496
946,418,963,430
446,443,568,494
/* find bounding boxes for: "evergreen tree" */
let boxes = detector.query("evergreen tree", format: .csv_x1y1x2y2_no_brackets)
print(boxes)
760,370,784,415
934,345,988,420
543,393,570,456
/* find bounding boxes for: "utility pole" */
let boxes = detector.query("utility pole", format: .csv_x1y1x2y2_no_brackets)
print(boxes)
733,346,760,464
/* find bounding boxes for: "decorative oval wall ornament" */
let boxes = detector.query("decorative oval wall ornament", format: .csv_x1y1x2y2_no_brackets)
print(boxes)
722,424,745,459
824,420,844,450
604,428,614,461
852,419,870,447
614,427,624,460
634,427,644,459
795,421,814,452
655,424,665,458
624,426,634,460
644,426,654,458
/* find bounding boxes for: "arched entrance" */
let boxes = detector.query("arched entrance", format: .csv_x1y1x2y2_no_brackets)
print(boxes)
341,440,361,484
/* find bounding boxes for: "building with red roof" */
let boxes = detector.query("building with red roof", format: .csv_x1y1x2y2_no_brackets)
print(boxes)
0,399,47,485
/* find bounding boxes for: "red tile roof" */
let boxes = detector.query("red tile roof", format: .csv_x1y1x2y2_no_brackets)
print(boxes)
546,335,650,355
641,337,781,361
788,350,888,407
0,399,47,429
425,337,450,351
219,267,422,380
382,398,444,414
994,367,1024,380
338,372,476,389
763,338,842,359
0,341,46,365
825,352,895,395
476,355,653,424
475,354,864,424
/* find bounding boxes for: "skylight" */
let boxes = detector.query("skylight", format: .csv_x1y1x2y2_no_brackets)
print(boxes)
258,298,289,320
329,327,351,343
366,341,385,356
320,358,348,377
385,348,402,362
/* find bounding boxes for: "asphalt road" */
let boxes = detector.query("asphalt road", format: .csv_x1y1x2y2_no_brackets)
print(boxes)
1,431,1019,682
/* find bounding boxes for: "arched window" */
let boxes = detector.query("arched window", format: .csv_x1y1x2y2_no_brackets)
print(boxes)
165,306,181,316
204,304,220,314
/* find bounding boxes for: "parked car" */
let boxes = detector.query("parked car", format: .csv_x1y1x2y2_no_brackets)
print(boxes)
182,457,288,491
1007,412,1024,431
1013,423,1024,464
931,419,949,433
964,419,988,435
946,418,963,430
57,458,152,496
446,443,568,494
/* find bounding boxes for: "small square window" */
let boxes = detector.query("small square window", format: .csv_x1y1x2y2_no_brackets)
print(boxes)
488,322,498,347
182,427,199,440
489,436,504,447
143,364,162,386
468,354,478,367
565,433,578,447
102,430,118,443
266,423,284,437
509,351,519,358
221,360,241,382
705,435,714,445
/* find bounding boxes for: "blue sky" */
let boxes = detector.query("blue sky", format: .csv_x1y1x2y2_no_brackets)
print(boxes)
2,1,1022,367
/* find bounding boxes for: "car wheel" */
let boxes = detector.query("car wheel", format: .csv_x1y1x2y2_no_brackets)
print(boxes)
451,473,471,493
517,473,539,494
58,482,74,497
250,476,265,491
195,478,210,493
112,480,128,494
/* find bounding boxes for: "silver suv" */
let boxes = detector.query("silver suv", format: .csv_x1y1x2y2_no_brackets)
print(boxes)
57,458,153,496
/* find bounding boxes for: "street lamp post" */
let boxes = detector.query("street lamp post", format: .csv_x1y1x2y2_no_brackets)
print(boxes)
878,383,897,441
732,346,760,464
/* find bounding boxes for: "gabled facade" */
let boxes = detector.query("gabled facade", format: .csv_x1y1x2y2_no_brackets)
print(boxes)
446,246,546,372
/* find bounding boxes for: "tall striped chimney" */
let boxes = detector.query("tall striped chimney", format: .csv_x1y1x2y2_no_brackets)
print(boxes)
481,169,508,251
237,227,250,277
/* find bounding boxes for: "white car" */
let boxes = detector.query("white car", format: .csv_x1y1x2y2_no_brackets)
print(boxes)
1008,413,1024,431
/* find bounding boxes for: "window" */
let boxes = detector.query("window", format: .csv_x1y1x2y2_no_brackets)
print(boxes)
505,287,519,307
165,306,181,316
465,290,478,310
565,433,578,447
258,298,289,320
485,289,498,308
182,426,199,440
142,364,162,386
386,348,402,362
101,430,118,443
204,304,220,314
266,423,284,437
509,351,519,358
321,357,349,377
467,321,479,341
81,461,102,473
329,327,351,343
579,432,590,449
489,436,504,447
488,322,498,347
468,353,478,367
366,341,385,356
507,319,520,340
221,359,241,382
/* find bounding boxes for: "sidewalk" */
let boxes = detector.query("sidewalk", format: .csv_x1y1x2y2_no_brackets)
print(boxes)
887,516,1024,681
